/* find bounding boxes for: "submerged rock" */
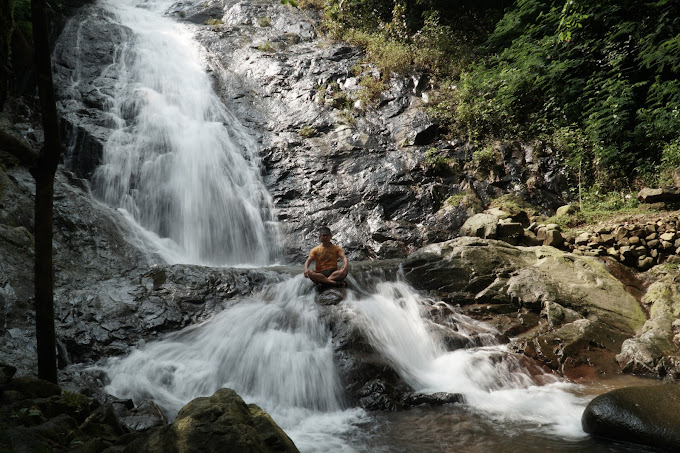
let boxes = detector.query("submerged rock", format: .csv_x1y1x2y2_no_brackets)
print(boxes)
582,384,680,451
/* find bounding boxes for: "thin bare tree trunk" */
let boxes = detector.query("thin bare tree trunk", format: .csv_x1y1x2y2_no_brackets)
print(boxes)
31,0,63,384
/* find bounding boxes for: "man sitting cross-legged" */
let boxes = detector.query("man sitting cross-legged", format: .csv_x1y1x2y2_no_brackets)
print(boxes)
303,226,349,288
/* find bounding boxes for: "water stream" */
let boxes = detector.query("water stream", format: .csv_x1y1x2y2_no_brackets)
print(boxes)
58,1,655,451
100,276,652,452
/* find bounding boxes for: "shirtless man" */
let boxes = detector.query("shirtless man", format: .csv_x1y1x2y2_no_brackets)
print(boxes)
304,226,349,287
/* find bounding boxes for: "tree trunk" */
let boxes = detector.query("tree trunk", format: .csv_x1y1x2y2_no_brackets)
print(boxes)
33,169,57,383
31,0,63,384
0,0,14,109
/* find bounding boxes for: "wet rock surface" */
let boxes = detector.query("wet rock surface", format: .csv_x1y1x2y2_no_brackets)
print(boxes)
6,0,680,448
582,384,680,451
0,370,296,453
402,237,650,378
125,388,299,453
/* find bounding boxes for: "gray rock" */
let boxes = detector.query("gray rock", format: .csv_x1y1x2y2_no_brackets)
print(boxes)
459,213,500,239
616,277,680,378
637,187,680,204
673,167,680,188
555,204,579,216
402,238,647,375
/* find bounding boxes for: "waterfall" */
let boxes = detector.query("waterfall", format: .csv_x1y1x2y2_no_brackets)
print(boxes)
63,0,278,266
100,278,590,451
59,1,596,450
102,276,370,452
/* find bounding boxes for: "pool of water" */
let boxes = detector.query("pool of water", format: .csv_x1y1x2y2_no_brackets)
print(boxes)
338,374,663,452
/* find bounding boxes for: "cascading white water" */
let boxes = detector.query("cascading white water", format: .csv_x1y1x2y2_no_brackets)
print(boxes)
345,281,590,438
101,277,592,452
102,276,370,452
65,0,596,449
82,0,278,265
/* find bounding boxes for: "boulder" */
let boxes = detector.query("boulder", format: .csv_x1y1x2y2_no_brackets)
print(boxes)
555,204,579,216
0,363,16,386
616,276,680,378
8,375,62,399
582,384,680,451
673,167,680,188
402,237,648,375
459,213,500,239
637,187,680,204
125,388,298,453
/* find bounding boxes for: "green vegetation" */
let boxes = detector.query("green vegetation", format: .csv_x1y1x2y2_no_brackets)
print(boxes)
470,145,499,176
489,193,539,217
319,0,680,198
257,41,276,52
258,16,272,27
299,124,317,137
62,390,89,410
204,17,223,26
424,147,458,174
443,193,465,208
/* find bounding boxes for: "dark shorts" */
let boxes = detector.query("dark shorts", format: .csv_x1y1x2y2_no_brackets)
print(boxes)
319,269,336,277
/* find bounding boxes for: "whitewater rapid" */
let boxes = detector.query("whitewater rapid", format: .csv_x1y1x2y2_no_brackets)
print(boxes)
101,277,590,451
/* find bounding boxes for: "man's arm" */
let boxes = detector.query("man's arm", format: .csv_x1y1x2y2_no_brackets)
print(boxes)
339,252,349,271
304,255,313,278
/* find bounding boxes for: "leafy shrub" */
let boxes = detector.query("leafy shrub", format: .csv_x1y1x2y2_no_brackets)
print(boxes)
579,187,639,212
322,0,680,192
357,74,383,107
658,138,680,185
257,41,276,53
204,18,223,26
425,147,458,174
470,145,499,175
299,125,317,137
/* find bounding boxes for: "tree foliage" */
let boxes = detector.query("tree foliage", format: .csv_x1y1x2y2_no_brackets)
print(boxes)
322,0,680,191
436,0,680,189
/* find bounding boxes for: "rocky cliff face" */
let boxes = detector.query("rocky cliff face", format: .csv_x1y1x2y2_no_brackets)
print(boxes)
52,0,569,264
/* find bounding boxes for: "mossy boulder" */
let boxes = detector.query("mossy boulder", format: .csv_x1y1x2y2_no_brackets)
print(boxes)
616,270,680,378
402,237,648,376
125,388,298,453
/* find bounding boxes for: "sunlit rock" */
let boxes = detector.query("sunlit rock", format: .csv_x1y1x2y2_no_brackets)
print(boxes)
402,237,648,375
616,276,680,378
125,388,299,453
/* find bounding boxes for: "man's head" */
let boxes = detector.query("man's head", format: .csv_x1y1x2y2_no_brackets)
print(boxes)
318,226,332,244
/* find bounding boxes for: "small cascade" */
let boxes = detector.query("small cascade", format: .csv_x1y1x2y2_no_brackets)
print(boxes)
345,281,589,438
101,276,369,451
61,0,279,266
